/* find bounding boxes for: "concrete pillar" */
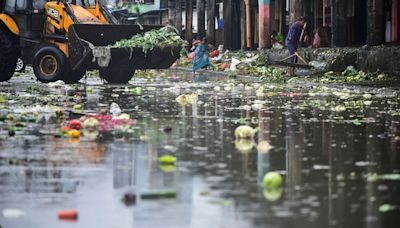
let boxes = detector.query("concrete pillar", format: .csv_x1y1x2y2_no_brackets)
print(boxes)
241,0,247,49
393,0,399,42
246,0,252,49
367,0,384,46
258,0,271,49
185,0,193,44
175,0,182,36
331,0,347,47
197,0,206,39
168,0,175,25
223,0,233,49
289,0,303,24
206,0,216,45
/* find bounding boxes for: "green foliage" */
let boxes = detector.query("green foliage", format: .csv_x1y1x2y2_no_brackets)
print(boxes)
310,66,390,84
258,67,287,83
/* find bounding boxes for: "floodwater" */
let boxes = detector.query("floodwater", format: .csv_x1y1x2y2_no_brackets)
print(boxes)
1,71,400,228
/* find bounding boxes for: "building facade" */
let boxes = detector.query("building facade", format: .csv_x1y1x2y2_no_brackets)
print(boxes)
118,0,400,49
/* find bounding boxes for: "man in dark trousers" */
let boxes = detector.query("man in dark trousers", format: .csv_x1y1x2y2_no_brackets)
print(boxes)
285,16,306,76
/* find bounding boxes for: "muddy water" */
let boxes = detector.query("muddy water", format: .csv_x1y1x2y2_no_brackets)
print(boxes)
1,72,400,228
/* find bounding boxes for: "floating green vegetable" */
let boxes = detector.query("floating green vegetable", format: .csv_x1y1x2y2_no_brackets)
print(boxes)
159,155,177,164
263,171,283,189
234,125,256,139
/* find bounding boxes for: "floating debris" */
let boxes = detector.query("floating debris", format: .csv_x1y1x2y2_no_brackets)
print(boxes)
367,173,400,182
378,204,396,213
140,190,177,200
257,141,273,153
122,193,137,206
234,125,257,139
159,155,177,164
2,208,25,219
58,210,78,220
263,172,283,189
313,165,330,170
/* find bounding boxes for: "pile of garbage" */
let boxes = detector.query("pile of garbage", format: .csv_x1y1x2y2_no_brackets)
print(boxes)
111,27,188,55
312,66,389,83
61,103,137,140
178,48,287,82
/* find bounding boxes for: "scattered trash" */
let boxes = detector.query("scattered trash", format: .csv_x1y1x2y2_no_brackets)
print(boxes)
48,80,65,88
257,141,273,153
2,208,25,219
313,165,330,170
364,100,372,106
355,161,376,167
122,193,137,206
208,198,233,206
163,126,172,133
58,210,78,220
110,103,122,117
367,173,400,182
140,190,177,200
8,127,16,137
175,94,198,106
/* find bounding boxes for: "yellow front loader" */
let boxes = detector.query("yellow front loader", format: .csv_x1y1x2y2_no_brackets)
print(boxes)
0,0,180,83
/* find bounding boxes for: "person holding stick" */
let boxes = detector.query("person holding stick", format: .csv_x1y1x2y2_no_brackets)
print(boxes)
285,16,307,76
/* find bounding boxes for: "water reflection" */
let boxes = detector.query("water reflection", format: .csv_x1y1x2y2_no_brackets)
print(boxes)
1,80,400,228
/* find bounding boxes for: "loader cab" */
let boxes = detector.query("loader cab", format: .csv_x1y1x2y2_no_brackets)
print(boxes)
3,0,47,38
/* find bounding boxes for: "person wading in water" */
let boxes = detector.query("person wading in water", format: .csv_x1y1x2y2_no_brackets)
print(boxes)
192,37,211,78
285,16,306,76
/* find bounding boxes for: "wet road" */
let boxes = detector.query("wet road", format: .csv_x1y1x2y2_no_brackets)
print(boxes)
1,71,400,228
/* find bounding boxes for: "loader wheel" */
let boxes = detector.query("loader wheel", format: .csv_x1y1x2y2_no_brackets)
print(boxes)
99,68,135,84
33,46,66,83
0,30,18,82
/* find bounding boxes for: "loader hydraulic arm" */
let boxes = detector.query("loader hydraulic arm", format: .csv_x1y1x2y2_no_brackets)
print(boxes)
60,0,80,24
97,1,118,25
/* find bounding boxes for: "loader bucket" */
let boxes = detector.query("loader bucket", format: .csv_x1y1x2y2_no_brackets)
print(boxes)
67,24,181,72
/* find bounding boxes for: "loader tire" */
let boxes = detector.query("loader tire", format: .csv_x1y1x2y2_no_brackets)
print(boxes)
33,46,66,83
99,68,135,84
0,30,18,82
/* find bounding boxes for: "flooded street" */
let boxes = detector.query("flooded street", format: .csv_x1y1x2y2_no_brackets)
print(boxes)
1,71,400,228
